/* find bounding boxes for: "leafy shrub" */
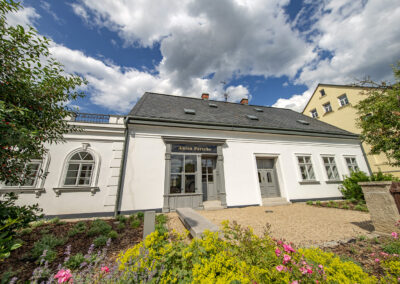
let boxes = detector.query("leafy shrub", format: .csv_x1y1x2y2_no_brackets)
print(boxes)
31,234,64,262
340,171,398,200
136,212,144,220
341,204,350,210
116,215,127,224
88,220,111,237
31,220,46,228
382,241,400,255
155,214,167,225
68,221,87,237
19,227,32,236
117,222,376,283
0,193,43,259
108,230,118,239
65,253,86,270
93,235,108,248
381,259,400,282
131,219,141,229
315,200,322,206
306,200,313,205
155,214,167,235
48,217,60,224
40,228,50,235
117,222,126,231
354,205,368,212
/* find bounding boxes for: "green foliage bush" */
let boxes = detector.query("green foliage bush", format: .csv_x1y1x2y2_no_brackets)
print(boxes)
117,222,126,231
116,215,127,224
136,212,144,220
65,253,86,270
131,219,141,229
93,235,108,248
68,221,87,237
315,200,322,206
306,200,313,205
117,222,376,283
87,220,111,237
382,241,400,255
31,234,64,262
354,205,368,212
108,230,118,239
340,171,398,200
0,193,43,260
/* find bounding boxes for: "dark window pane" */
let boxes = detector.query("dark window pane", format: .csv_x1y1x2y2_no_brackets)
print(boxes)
202,175,207,182
171,155,183,173
185,175,196,193
64,177,76,185
202,167,206,174
258,172,261,183
267,172,272,183
170,174,182,193
71,153,82,160
185,155,196,173
208,174,213,182
82,153,94,160
207,167,213,174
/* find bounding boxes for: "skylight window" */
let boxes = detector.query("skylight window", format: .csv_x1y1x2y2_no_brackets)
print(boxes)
184,108,196,115
296,119,310,125
209,103,218,108
254,108,263,112
246,115,258,120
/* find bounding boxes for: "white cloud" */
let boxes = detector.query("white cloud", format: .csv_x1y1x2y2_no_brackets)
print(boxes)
273,0,400,111
6,6,39,27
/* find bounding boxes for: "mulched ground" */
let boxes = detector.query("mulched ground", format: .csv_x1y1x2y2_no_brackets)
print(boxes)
326,235,395,278
0,218,143,283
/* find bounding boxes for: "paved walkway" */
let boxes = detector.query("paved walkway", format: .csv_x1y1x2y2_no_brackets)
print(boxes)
167,203,373,246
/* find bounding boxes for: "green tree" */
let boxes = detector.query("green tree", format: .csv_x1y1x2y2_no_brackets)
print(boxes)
356,61,400,167
0,0,86,184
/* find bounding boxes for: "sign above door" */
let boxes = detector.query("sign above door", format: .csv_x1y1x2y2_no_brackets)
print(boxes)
172,144,217,153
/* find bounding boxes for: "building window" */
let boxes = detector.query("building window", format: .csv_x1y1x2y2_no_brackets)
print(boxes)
319,89,326,97
310,109,318,118
338,94,349,106
297,156,316,181
323,102,332,113
322,156,340,180
64,152,94,186
5,160,42,187
170,154,197,194
345,157,359,173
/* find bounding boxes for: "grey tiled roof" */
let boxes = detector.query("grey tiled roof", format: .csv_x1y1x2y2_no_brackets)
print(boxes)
129,92,357,137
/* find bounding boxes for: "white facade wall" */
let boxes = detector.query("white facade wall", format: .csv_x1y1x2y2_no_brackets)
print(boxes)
120,125,369,211
1,119,125,216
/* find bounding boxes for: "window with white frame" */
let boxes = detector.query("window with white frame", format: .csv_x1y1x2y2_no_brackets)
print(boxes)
338,94,349,106
5,160,42,187
64,152,94,186
345,157,359,173
170,154,197,194
310,109,318,118
323,102,332,113
322,156,340,180
297,156,316,181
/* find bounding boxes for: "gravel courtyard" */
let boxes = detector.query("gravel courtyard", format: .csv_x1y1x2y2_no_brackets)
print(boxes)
167,203,373,246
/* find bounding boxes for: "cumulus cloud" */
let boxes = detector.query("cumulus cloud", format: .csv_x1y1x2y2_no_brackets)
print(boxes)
6,6,39,27
273,0,400,111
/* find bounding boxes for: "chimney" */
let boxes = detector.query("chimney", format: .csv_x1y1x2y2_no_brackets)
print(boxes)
201,93,209,100
240,98,248,105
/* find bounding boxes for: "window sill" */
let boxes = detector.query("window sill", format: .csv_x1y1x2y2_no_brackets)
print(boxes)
325,180,342,184
53,186,99,197
164,193,202,197
0,187,45,198
299,181,320,185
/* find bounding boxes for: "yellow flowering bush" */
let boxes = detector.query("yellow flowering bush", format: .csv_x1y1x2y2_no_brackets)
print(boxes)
117,221,380,283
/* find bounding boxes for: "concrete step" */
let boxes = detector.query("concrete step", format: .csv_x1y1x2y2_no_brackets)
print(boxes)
203,200,224,211
176,207,219,238
262,197,291,207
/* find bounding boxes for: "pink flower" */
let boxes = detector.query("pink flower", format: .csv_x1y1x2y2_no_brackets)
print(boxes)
277,240,283,245
283,244,296,253
275,248,281,257
318,264,323,269
380,252,389,257
391,232,398,239
283,254,291,264
291,281,299,284
375,258,380,263
276,265,284,272
54,269,72,283
300,267,307,274
370,253,375,257
307,268,313,274
101,266,110,273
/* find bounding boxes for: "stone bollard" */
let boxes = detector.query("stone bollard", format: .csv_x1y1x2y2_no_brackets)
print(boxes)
359,181,400,235
143,211,156,240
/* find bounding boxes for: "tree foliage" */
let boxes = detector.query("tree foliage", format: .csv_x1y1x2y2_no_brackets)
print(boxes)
0,0,86,184
355,62,400,166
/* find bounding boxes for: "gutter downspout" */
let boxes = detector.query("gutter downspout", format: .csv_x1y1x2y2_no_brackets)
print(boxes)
114,116,130,217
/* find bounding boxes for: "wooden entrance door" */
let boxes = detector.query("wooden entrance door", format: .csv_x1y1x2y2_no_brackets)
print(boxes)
202,157,217,201
257,158,280,198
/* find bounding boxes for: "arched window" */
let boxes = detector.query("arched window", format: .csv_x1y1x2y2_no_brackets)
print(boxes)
64,152,95,186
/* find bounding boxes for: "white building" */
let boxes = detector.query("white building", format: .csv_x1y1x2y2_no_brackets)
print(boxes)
1,93,370,217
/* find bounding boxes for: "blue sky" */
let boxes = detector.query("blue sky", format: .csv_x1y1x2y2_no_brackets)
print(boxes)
8,0,400,115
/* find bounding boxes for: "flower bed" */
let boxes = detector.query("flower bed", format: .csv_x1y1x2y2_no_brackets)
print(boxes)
0,213,145,283
306,199,369,212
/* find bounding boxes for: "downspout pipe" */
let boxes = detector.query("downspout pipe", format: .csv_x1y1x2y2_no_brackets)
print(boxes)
114,116,130,217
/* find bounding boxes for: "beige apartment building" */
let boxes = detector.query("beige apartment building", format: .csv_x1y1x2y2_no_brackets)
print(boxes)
302,83,400,178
